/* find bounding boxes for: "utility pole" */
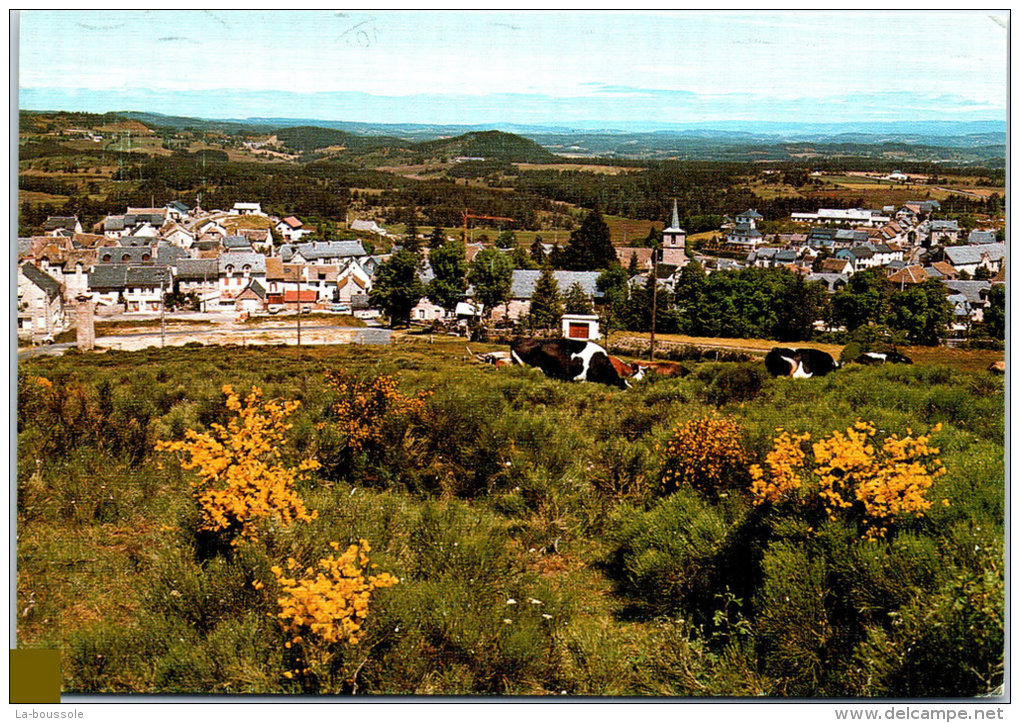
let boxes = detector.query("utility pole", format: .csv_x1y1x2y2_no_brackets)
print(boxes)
160,271,167,348
649,248,658,362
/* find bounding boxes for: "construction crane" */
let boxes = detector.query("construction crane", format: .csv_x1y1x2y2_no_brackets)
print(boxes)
462,210,516,244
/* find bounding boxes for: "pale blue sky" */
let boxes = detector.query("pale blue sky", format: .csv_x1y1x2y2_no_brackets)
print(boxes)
17,10,1008,127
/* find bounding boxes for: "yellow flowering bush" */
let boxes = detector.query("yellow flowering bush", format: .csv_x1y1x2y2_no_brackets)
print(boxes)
750,421,948,540
660,415,750,496
157,385,319,544
271,540,398,683
323,371,431,453
749,430,811,504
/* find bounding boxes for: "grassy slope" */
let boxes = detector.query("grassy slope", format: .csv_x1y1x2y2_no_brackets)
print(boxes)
16,341,1004,695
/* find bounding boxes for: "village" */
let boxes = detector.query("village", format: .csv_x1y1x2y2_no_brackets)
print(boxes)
16,191,1006,350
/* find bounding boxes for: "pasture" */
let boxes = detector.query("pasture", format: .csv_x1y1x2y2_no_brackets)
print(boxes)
16,340,1004,696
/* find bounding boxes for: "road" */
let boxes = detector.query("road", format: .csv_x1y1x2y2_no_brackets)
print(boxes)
18,323,392,361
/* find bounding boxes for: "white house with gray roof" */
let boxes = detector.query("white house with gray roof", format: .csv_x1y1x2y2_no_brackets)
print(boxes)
944,243,1006,275
280,240,367,264
218,251,267,302
489,270,602,322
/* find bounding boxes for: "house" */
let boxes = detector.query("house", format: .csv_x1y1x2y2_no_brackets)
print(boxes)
725,221,763,248
335,260,372,303
735,209,764,227
165,201,190,222
18,263,65,340
101,211,165,238
925,261,960,281
222,235,255,252
43,216,82,236
282,289,318,309
968,229,998,245
837,246,881,271
87,264,172,312
491,270,602,321
218,252,268,302
805,272,849,293
280,240,367,265
234,281,267,314
162,223,196,249
819,257,854,276
791,208,890,227
927,220,960,246
350,219,390,237
195,219,228,238
941,280,992,324
275,216,311,242
237,228,272,249
944,243,1006,275
410,297,447,323
96,246,157,265
174,258,220,306
886,265,929,286
231,202,264,216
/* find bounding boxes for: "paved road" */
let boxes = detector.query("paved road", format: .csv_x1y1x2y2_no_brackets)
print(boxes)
18,325,392,361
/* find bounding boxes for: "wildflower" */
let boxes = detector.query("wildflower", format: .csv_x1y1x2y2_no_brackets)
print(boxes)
506,598,517,605
660,415,750,496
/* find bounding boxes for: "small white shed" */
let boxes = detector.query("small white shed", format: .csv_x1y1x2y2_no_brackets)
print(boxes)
561,314,600,341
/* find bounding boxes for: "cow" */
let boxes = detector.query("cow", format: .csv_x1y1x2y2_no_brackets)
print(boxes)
634,360,691,378
510,338,631,389
467,346,513,368
988,361,1006,375
764,347,840,378
854,351,913,366
608,355,646,381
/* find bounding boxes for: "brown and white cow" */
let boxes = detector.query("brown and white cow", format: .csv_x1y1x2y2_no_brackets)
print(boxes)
633,360,690,378
510,338,633,389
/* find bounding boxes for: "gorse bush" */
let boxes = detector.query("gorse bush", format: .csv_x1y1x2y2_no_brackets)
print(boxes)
750,421,947,540
157,385,319,546
660,415,750,497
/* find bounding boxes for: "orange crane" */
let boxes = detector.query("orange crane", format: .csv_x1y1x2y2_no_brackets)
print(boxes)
462,210,515,243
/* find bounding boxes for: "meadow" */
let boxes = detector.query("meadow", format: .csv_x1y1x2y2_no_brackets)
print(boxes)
16,340,1004,696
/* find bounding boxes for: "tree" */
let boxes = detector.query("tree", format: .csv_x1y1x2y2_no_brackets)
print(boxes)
468,247,513,319
429,225,446,251
887,279,953,346
831,269,893,332
529,267,562,329
426,237,468,312
509,244,539,270
562,207,615,271
402,209,420,255
563,282,593,315
984,284,1006,340
627,251,640,276
496,230,517,249
596,265,630,337
673,259,709,336
775,272,830,342
530,236,547,266
369,250,424,326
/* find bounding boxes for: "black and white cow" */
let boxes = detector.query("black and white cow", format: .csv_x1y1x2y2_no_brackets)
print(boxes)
764,347,840,378
854,351,913,366
510,338,631,389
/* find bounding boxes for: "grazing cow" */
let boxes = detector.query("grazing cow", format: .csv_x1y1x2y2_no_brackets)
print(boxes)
634,360,690,378
467,346,513,368
854,351,913,366
510,338,631,389
609,355,646,381
988,361,1006,375
764,347,840,378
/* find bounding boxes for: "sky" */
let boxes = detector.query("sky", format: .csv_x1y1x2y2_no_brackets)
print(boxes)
16,10,1009,129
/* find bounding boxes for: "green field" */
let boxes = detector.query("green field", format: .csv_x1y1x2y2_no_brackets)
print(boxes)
16,341,1004,696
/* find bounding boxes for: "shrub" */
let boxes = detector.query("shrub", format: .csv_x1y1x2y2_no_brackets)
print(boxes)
696,363,765,406
750,422,947,540
157,385,319,546
660,415,750,497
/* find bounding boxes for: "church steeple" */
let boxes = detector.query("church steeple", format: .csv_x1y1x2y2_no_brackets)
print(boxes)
661,198,688,268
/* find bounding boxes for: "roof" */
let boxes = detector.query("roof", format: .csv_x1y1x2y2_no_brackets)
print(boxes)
280,240,367,262
941,280,991,304
616,247,654,269
663,199,685,234
280,216,303,228
930,261,959,278
283,290,318,303
219,251,267,274
103,216,127,231
806,272,849,290
737,209,763,219
222,235,254,250
89,264,170,289
264,257,284,280
156,244,191,265
20,263,62,299
175,258,219,280
43,216,78,230
125,266,172,286
968,230,998,245
96,246,156,264
944,243,1006,266
887,265,928,285
509,270,602,300
929,220,960,232
118,235,155,247
237,280,267,299
820,258,851,272
166,201,189,213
